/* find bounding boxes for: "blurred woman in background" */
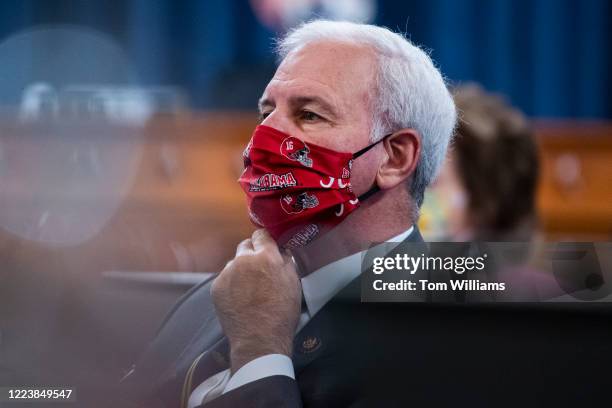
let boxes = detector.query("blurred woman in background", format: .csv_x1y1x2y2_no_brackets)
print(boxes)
421,84,540,242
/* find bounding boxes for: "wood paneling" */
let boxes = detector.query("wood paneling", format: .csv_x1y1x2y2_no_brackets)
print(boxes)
535,122,612,240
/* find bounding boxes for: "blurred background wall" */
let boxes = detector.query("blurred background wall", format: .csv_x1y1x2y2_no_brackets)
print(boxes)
0,0,610,116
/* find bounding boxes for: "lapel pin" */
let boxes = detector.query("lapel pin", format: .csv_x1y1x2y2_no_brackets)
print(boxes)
301,336,321,353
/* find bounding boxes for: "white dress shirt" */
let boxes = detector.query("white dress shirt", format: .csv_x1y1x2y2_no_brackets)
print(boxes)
187,226,414,407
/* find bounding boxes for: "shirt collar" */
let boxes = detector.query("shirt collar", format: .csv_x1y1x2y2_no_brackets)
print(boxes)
300,226,414,317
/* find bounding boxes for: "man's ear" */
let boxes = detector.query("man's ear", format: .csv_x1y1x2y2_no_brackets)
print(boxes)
375,129,421,190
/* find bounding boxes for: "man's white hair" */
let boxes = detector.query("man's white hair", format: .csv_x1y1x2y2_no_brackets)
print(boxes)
277,20,456,209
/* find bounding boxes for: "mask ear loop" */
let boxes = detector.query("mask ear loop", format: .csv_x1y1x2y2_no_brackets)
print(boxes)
352,132,393,159
352,132,394,201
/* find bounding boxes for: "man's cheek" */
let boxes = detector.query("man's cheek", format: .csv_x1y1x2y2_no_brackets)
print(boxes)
349,158,379,196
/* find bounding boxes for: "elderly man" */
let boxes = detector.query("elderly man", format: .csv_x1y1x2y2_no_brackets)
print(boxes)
121,20,455,407
198,20,454,406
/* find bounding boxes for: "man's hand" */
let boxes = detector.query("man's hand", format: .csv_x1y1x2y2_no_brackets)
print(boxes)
211,229,301,373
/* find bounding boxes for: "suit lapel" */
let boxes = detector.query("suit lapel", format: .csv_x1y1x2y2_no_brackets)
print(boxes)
292,227,424,373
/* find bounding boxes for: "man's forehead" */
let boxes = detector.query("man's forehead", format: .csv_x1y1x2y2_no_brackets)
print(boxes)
263,41,377,107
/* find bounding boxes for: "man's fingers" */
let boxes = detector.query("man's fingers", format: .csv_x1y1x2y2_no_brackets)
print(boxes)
251,229,281,256
236,238,254,256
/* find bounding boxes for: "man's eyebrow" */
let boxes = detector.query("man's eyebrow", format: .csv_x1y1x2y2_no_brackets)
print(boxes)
258,97,273,112
289,96,338,118
257,95,339,118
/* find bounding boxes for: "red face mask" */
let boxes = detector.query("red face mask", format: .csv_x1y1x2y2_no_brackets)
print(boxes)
239,125,388,249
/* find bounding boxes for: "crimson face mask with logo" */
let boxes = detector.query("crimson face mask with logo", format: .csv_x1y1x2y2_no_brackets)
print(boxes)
239,125,390,249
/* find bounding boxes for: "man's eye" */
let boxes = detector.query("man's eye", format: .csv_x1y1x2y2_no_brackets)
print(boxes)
301,110,322,122
259,111,271,121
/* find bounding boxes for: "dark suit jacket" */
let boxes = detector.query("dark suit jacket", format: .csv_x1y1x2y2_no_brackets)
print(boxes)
122,229,612,408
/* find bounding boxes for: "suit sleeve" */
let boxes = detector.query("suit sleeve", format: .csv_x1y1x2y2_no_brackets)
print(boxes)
200,375,302,408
